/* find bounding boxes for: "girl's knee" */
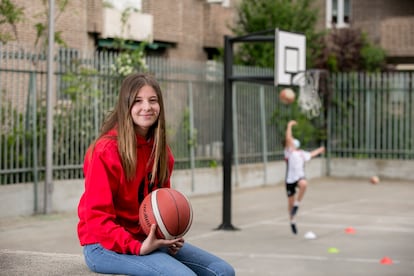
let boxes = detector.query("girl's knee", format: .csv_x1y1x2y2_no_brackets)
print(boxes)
213,260,235,276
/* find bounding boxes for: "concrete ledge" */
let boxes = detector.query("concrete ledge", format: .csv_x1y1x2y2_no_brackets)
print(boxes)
0,160,302,218
0,249,95,276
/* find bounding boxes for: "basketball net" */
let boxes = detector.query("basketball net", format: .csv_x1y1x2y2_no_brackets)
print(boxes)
291,70,322,118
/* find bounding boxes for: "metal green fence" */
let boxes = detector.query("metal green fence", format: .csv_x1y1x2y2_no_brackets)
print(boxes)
1,44,413,185
329,72,414,159
0,45,288,185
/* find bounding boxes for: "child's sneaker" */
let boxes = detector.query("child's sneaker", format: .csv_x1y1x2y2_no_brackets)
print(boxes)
290,223,297,235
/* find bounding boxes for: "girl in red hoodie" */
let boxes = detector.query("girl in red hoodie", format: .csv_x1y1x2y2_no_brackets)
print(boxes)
78,73,234,275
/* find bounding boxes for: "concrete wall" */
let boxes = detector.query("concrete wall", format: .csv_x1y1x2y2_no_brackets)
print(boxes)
328,158,413,181
1,158,412,219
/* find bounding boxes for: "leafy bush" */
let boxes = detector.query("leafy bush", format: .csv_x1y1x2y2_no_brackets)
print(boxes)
314,27,387,72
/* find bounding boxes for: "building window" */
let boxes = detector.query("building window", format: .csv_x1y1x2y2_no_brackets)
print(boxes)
326,0,350,28
206,0,230,7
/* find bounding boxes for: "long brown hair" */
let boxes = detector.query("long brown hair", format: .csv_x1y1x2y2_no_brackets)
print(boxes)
93,73,169,184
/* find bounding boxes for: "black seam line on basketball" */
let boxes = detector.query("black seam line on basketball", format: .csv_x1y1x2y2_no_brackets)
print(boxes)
166,188,180,235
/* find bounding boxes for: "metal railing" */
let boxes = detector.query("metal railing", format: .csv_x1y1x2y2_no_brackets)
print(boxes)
329,72,414,159
1,44,413,185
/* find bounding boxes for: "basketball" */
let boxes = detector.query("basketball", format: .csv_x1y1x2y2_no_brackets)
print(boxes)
370,176,380,184
279,88,296,104
139,188,193,239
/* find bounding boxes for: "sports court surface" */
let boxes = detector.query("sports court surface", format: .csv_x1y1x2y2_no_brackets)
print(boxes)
1,177,413,275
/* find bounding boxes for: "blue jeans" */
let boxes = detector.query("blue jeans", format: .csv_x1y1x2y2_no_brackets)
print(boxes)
83,243,235,276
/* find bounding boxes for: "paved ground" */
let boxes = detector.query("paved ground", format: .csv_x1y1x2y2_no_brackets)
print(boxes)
1,177,413,275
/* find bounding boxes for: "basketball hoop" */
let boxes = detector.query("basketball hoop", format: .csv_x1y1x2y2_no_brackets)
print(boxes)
291,69,325,118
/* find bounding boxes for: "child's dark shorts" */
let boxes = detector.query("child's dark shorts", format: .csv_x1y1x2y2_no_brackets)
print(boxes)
285,178,305,197
286,181,298,197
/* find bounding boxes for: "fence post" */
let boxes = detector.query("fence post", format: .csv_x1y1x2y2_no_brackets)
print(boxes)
27,72,39,213
44,0,55,214
188,81,195,192
259,85,268,184
232,83,239,187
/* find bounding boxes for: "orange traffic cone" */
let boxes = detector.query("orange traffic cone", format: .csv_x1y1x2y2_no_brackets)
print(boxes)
345,227,356,234
380,256,393,265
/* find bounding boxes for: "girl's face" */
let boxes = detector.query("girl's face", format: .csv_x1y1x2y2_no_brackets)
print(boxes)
130,85,161,137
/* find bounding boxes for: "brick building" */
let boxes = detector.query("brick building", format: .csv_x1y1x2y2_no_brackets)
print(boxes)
322,0,414,67
0,0,95,51
1,0,414,68
0,0,237,61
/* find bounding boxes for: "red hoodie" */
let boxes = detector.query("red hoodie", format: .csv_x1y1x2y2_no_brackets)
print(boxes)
77,129,174,255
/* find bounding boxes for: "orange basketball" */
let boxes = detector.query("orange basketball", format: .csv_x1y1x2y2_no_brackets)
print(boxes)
279,88,296,104
370,176,380,184
139,188,193,240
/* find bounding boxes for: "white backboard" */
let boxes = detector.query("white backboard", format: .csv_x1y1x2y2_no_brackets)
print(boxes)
274,29,306,86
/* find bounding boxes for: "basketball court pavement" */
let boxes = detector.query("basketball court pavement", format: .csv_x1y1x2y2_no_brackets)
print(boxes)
1,177,413,275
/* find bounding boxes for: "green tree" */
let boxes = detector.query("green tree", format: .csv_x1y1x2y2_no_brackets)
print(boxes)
314,27,387,72
103,2,149,76
0,0,69,50
231,0,326,147
33,0,69,51
232,0,323,69
0,0,24,43
360,33,387,72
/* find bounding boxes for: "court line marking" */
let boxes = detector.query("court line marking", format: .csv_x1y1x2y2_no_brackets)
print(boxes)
189,217,414,241
303,212,414,220
189,196,414,240
267,221,414,233
214,251,401,264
